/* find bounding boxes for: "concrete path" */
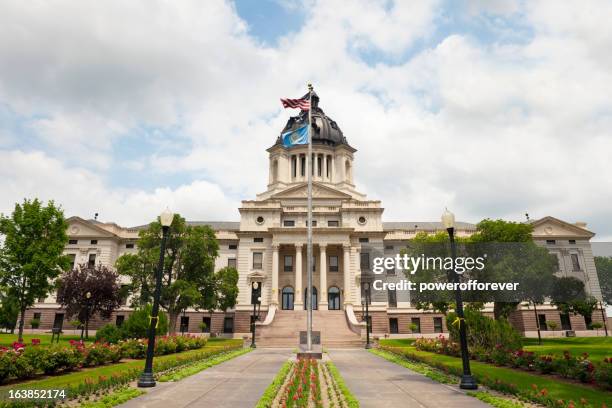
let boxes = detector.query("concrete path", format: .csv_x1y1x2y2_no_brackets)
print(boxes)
119,348,291,408
328,349,490,408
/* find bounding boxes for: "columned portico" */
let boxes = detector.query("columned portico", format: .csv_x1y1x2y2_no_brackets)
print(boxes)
294,243,303,307
319,244,328,307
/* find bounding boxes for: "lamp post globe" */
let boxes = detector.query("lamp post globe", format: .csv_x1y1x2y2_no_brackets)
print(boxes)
442,209,477,390
138,208,173,388
251,282,260,348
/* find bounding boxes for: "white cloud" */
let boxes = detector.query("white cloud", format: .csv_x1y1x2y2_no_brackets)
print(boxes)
0,0,611,240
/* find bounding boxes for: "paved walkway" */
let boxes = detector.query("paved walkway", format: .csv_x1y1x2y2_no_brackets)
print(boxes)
119,348,291,408
328,349,489,408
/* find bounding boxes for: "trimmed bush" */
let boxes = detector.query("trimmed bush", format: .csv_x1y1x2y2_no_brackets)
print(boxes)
95,324,124,344
446,309,522,352
120,305,168,339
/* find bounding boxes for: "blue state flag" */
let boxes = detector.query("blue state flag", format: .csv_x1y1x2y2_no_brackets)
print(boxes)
282,124,308,147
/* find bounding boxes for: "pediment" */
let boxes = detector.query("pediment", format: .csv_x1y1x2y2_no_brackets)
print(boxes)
531,216,595,238
270,183,352,199
66,217,116,238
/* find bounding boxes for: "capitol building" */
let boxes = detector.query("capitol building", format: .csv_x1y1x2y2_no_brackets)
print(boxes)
25,93,607,346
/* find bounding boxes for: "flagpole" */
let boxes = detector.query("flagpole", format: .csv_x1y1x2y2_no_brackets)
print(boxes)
306,83,313,351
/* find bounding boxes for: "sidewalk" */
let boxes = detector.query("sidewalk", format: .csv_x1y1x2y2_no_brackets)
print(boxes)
328,349,490,408
118,348,291,408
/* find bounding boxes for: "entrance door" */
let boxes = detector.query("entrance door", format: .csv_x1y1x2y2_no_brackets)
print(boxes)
304,287,318,310
282,286,294,310
328,286,341,310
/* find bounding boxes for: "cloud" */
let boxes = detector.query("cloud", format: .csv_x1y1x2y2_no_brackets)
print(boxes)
0,0,611,241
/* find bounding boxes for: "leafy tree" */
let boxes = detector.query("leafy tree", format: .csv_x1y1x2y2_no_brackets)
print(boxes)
56,264,123,338
121,304,168,338
0,199,69,342
116,214,232,333
551,276,587,314
572,296,598,328
0,289,19,333
594,256,612,306
214,266,239,311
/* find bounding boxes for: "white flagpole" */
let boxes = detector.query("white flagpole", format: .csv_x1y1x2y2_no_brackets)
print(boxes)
306,83,313,351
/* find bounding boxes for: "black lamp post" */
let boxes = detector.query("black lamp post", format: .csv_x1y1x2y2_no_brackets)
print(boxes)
363,282,371,349
251,282,261,348
442,209,477,390
138,208,173,388
81,291,92,340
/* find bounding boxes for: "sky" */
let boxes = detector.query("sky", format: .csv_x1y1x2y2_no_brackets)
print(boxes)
1,0,611,239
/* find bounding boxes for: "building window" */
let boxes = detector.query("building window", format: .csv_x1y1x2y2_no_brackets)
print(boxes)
306,220,317,226
223,317,234,333
90,239,98,245
283,220,295,227
256,216,265,225
411,317,421,333
326,155,331,178
538,314,547,330
126,243,134,249
115,315,125,327
311,257,316,271
359,237,369,243
282,287,294,310
284,255,293,272
385,245,394,250
360,252,370,270
546,240,556,245
180,316,189,333
434,317,443,333
560,313,572,330
329,256,338,272
571,253,581,271
358,216,367,225
66,254,76,270
68,239,78,245
252,252,263,269
291,155,297,178
300,155,305,176
202,317,211,333
317,156,322,176
228,258,237,268
328,220,339,227
33,312,41,322
569,239,576,245
254,237,264,243
229,244,238,250
88,254,96,268
389,318,399,334
120,284,129,305
388,289,397,307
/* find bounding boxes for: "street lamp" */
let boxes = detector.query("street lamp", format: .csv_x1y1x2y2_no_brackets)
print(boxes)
442,208,477,390
138,208,173,388
363,282,371,349
251,282,261,348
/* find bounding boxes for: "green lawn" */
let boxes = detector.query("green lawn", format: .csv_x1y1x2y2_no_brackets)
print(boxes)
376,343,611,408
523,337,612,361
378,338,415,347
0,332,92,347
0,338,242,391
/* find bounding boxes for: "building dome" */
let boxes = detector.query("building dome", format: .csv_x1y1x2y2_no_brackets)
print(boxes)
278,91,352,148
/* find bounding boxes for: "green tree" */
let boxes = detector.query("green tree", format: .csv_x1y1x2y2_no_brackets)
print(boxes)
214,266,239,311
594,256,612,306
116,214,234,333
0,199,69,341
0,289,19,333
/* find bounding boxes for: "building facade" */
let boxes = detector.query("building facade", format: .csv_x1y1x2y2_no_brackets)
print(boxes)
25,93,607,344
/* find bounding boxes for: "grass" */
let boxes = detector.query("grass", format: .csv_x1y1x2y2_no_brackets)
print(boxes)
466,391,526,408
377,338,415,347
377,345,611,408
0,339,241,391
80,386,144,408
158,347,251,382
523,337,612,361
0,333,92,347
326,361,359,408
255,360,293,408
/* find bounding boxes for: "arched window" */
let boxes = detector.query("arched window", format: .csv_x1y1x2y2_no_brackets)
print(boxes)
282,286,294,310
304,286,318,310
328,286,341,310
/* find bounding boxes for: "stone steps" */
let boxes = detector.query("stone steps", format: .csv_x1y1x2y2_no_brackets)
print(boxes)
256,309,363,348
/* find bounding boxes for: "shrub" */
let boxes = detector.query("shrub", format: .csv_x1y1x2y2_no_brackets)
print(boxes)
594,358,612,390
29,318,40,329
39,345,83,374
120,305,168,339
118,338,147,359
446,309,522,352
95,324,124,344
535,355,554,374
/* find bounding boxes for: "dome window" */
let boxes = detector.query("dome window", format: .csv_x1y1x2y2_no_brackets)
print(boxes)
256,216,265,225
358,216,367,225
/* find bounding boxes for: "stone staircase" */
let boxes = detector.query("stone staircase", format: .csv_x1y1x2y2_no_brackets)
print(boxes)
256,309,363,348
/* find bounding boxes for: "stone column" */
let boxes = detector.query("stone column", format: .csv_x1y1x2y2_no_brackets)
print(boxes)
271,244,279,305
343,244,352,305
319,244,327,308
294,243,303,307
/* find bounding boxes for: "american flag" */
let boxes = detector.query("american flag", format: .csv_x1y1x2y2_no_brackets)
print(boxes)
280,97,310,110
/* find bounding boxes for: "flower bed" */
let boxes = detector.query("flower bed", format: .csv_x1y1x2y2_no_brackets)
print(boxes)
413,336,612,390
261,358,358,408
0,335,207,384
